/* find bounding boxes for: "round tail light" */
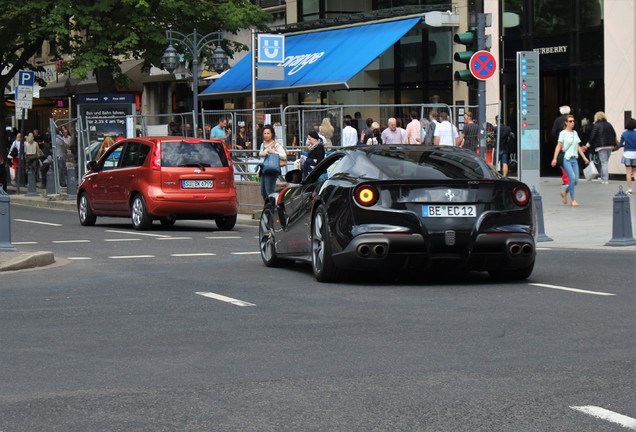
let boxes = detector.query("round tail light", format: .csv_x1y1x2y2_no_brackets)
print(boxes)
354,184,379,207
512,185,531,206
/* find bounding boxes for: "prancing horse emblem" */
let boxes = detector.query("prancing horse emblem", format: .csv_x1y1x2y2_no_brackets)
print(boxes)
445,189,455,202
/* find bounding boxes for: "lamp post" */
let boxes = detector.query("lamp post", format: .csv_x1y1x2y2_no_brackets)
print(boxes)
161,28,228,134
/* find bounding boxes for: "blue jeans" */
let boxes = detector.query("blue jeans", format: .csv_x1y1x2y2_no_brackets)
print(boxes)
562,157,579,200
596,148,611,181
260,172,278,201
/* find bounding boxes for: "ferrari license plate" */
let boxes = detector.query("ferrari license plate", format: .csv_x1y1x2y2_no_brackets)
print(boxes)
182,179,213,189
422,205,476,217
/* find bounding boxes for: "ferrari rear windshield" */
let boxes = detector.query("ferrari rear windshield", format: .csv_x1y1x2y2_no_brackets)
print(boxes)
361,148,494,180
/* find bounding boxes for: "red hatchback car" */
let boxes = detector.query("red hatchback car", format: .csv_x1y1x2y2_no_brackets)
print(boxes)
77,136,238,230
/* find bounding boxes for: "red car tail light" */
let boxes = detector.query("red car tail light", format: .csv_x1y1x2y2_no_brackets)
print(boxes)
151,142,162,171
354,184,379,207
512,185,531,206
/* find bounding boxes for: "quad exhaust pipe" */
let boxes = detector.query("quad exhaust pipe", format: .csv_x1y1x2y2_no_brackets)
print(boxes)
508,242,534,257
356,243,388,258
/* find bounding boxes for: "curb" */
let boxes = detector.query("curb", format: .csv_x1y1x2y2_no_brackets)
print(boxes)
0,251,56,272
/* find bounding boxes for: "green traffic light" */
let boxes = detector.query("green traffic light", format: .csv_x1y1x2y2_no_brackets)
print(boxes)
454,69,473,82
454,31,476,46
454,51,474,64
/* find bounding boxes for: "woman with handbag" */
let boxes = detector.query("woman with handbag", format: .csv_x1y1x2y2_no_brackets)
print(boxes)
302,131,325,180
258,124,287,201
551,115,589,207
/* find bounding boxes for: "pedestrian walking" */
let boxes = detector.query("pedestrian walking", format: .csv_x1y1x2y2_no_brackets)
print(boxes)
551,105,571,186
618,117,636,195
585,111,617,184
458,112,479,152
258,125,287,201
551,115,589,207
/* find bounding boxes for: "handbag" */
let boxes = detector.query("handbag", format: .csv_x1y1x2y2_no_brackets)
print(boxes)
583,160,599,180
557,151,565,167
9,147,18,158
262,153,281,175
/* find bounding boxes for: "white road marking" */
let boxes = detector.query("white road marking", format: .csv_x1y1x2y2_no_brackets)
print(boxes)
104,238,141,242
529,283,616,296
571,406,636,430
231,251,261,255
171,253,216,257
195,291,255,307
52,240,91,244
156,237,193,241
104,229,171,238
109,255,155,259
205,236,242,239
12,241,38,245
13,219,62,227
68,257,92,260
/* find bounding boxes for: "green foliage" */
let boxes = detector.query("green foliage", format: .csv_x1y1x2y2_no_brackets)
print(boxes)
1,0,271,94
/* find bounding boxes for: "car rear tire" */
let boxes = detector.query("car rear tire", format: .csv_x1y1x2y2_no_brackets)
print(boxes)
78,192,97,226
131,194,152,230
312,205,340,282
488,260,535,281
215,214,237,231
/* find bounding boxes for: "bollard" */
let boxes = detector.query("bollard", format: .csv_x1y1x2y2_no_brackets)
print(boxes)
605,186,636,246
46,168,56,196
532,187,553,242
0,187,17,251
66,165,77,199
25,167,38,196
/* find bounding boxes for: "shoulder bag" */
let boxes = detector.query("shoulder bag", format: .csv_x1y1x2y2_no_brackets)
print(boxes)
262,152,281,175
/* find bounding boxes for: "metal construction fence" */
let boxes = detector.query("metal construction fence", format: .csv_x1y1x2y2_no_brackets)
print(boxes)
47,102,505,200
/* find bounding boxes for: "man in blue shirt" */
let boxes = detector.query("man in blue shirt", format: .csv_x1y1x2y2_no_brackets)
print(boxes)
211,117,229,143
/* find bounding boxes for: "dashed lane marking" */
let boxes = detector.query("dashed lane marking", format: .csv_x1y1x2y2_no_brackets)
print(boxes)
108,255,155,259
13,219,63,227
231,252,260,255
104,229,171,238
195,292,255,307
156,237,193,241
571,406,636,430
52,240,91,244
205,236,242,239
104,238,141,242
171,253,216,257
68,257,92,260
12,241,38,245
530,283,616,296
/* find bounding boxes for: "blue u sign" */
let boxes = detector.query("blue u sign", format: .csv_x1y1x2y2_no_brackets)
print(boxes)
257,34,285,64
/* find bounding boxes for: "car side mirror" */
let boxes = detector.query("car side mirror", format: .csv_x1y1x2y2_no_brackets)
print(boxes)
86,161,98,172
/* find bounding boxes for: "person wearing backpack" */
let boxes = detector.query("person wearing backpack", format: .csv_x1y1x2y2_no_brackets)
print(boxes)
494,116,513,176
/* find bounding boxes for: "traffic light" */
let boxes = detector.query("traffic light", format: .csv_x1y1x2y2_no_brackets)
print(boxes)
453,30,476,82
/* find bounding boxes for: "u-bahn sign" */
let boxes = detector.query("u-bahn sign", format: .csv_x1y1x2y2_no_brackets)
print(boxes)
469,50,497,80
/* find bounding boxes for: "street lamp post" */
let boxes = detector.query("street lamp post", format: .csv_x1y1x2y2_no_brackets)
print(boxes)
161,28,228,134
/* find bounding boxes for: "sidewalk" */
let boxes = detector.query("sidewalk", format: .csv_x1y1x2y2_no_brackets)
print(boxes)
2,176,636,272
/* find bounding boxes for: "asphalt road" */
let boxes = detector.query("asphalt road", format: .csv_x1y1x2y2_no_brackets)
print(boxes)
1,206,635,431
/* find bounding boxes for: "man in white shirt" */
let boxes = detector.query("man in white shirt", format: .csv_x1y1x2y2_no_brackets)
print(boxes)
434,112,459,146
341,117,358,147
381,118,402,144
405,111,422,144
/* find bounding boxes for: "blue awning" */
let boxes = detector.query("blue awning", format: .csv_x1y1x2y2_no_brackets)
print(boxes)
200,17,421,98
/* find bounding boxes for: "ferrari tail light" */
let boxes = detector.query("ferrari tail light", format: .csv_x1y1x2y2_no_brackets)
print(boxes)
512,185,531,206
354,184,379,207
151,142,162,171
